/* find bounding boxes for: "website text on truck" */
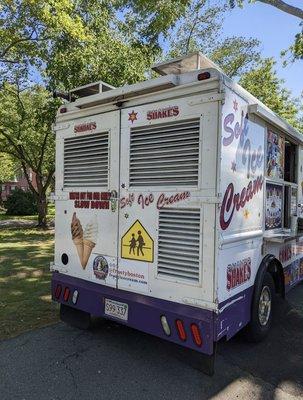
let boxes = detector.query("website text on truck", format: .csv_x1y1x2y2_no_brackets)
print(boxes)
51,53,303,374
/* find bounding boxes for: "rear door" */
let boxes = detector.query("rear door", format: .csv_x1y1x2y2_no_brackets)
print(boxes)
54,111,120,287
118,96,218,306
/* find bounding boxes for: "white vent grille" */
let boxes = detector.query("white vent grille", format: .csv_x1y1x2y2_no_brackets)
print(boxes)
158,208,201,282
64,132,109,188
129,119,200,187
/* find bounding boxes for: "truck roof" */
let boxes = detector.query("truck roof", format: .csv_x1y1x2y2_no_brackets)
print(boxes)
57,52,302,144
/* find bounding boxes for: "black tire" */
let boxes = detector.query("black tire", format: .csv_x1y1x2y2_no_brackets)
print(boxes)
60,304,91,330
246,272,275,343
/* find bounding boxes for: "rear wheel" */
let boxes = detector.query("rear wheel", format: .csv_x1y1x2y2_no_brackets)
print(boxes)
246,272,275,342
60,304,91,330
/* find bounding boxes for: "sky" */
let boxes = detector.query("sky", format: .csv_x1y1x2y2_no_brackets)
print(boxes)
221,0,302,99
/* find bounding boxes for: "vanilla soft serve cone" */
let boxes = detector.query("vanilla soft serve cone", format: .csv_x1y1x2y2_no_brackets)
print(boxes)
82,219,98,269
71,212,84,266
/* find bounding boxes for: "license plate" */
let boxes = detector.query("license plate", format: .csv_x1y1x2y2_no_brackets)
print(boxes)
104,298,129,321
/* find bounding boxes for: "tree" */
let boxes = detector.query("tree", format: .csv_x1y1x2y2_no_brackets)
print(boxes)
45,3,155,90
0,84,60,227
162,1,301,128
239,58,303,131
0,1,169,228
0,0,165,228
4,188,37,216
0,0,88,82
117,0,190,47
0,153,16,183
229,0,303,60
0,153,16,207
167,1,226,57
282,23,303,63
0,1,160,90
127,0,302,61
0,0,301,232
231,0,303,19
210,37,260,77
166,0,261,78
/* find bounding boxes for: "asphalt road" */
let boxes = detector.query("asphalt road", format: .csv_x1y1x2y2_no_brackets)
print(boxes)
0,284,302,400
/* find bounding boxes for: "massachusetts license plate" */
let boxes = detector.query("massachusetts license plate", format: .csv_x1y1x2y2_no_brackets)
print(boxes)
104,299,129,321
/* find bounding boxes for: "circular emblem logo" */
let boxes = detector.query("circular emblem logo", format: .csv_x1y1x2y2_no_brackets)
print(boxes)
93,256,109,280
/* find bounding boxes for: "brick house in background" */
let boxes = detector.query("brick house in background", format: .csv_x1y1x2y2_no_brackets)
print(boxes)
0,169,37,202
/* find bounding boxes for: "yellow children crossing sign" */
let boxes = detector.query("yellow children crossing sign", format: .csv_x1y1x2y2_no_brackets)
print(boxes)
121,220,154,262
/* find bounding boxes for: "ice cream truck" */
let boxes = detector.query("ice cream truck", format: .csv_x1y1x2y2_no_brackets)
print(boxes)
51,53,303,374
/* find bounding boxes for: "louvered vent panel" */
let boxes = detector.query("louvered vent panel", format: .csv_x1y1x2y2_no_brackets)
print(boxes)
158,208,201,282
130,119,200,187
64,132,109,188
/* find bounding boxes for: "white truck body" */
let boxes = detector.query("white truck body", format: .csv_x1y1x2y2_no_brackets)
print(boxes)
51,53,303,359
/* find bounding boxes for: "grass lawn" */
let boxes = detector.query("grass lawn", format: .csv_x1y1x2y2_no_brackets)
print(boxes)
0,203,55,222
0,227,59,340
0,214,37,221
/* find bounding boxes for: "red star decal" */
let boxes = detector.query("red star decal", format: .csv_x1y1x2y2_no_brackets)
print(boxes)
233,99,238,112
128,110,138,124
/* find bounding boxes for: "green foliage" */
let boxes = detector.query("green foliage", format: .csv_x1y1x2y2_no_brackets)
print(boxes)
117,0,189,45
0,0,301,217
0,0,88,81
0,84,59,178
167,1,226,57
44,1,156,90
211,37,260,77
0,0,158,90
239,58,303,132
0,153,16,182
129,0,303,62
228,0,303,61
4,188,37,215
166,0,260,78
0,84,60,226
290,24,303,61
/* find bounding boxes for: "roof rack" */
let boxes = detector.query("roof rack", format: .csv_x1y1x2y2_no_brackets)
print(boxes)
152,52,223,76
69,80,115,100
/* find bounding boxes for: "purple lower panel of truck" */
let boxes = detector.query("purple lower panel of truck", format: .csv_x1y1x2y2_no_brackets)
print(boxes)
51,272,253,355
216,287,254,341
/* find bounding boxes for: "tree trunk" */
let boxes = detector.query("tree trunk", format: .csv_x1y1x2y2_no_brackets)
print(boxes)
20,165,54,229
37,191,48,229
257,0,303,20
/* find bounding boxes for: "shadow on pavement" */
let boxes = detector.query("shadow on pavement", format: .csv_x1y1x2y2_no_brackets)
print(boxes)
218,283,303,398
0,284,302,400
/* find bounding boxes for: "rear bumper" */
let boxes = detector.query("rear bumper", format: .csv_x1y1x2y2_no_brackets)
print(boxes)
51,272,215,355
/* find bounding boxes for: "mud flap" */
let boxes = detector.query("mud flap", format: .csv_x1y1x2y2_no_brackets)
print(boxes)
169,341,217,376
60,304,91,330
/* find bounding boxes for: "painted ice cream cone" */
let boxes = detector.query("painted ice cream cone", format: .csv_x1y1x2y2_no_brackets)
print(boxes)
82,239,96,269
81,220,98,269
71,212,83,265
73,237,84,265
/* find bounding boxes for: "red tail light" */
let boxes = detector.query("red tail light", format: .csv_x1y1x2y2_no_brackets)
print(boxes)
55,284,62,299
190,323,202,347
197,72,211,81
175,319,187,341
63,287,70,302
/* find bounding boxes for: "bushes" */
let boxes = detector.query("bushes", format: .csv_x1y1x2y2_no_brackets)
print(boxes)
4,188,37,215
